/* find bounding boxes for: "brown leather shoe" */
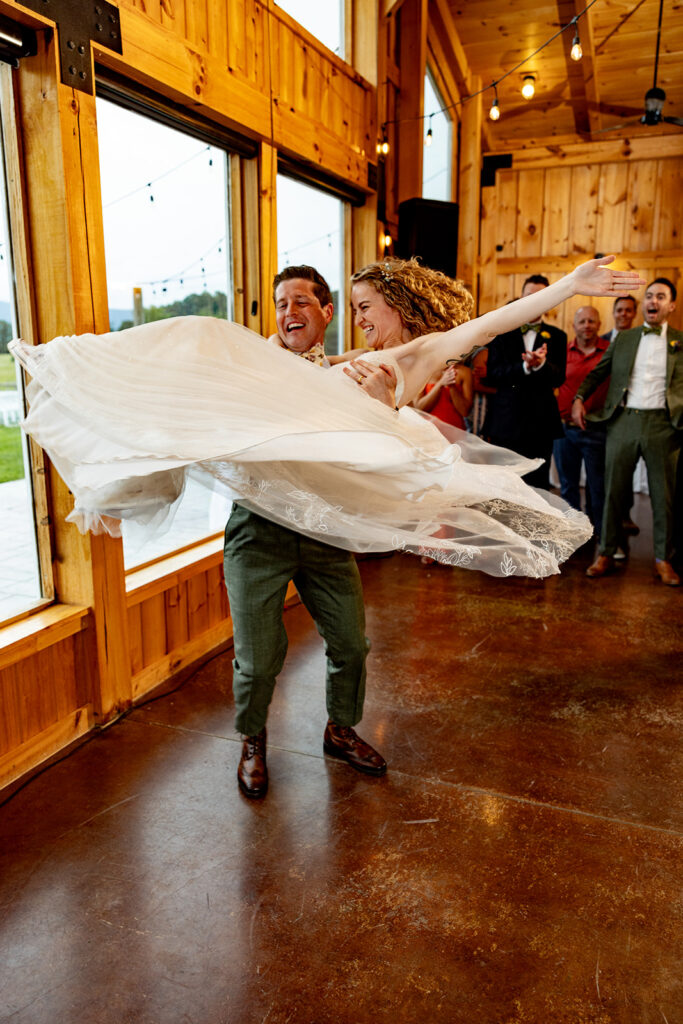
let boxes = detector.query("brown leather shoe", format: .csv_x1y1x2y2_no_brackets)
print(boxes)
237,727,268,798
654,560,681,587
622,518,640,535
323,720,387,776
586,554,615,578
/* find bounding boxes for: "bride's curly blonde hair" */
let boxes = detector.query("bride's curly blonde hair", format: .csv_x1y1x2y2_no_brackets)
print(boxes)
350,258,474,338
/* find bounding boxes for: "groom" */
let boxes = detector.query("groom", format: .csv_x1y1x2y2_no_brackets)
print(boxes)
223,265,393,798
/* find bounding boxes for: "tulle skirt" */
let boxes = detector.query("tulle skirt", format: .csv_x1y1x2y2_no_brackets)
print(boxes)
10,316,592,578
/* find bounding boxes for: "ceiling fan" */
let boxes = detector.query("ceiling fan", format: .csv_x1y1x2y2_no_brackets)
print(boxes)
640,0,682,127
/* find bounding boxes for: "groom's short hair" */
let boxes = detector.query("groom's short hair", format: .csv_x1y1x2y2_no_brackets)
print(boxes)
272,265,333,308
647,277,677,303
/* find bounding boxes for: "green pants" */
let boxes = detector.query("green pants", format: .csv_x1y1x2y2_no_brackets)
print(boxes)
600,408,681,560
224,504,369,736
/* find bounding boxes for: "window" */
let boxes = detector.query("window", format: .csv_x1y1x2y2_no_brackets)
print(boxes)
276,175,346,357
422,70,452,202
0,80,45,623
276,0,344,57
96,97,233,569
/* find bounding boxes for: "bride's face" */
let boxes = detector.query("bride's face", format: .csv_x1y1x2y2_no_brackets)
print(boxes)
351,282,410,349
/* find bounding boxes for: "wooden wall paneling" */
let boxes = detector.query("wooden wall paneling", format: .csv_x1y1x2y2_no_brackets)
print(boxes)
160,0,183,38
478,183,498,315
184,0,208,50
595,162,628,256
187,572,209,638
205,564,225,627
541,166,570,256
207,0,227,65
226,0,247,73
625,160,657,252
496,169,517,259
165,582,189,649
0,700,92,793
568,163,600,256
128,603,144,676
653,160,681,252
515,168,545,259
141,592,167,666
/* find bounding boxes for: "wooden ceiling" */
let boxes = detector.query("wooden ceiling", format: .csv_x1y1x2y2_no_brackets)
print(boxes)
443,0,683,149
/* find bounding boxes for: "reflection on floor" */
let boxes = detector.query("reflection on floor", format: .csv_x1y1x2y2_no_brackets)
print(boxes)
0,494,681,1023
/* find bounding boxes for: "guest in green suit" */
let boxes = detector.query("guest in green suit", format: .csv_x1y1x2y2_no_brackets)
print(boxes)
572,278,682,586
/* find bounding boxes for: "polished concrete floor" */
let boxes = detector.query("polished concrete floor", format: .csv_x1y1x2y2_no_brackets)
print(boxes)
1,496,681,1024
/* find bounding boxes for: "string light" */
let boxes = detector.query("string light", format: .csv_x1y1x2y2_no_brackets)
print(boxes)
376,127,390,155
521,75,535,99
489,84,500,121
425,115,433,147
570,19,583,61
383,232,392,249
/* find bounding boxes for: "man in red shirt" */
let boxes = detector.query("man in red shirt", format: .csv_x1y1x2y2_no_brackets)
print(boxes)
554,306,610,538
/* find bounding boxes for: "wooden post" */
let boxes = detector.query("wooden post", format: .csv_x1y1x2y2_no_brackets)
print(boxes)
16,35,132,722
259,141,278,338
457,74,482,303
397,0,427,206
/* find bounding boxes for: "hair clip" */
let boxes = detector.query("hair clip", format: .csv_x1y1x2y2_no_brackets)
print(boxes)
381,261,393,282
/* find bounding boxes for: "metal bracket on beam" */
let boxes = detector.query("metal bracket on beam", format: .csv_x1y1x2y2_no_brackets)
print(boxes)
19,0,122,93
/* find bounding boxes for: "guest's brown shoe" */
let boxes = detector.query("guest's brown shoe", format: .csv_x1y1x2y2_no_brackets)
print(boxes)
586,554,615,578
654,560,681,587
622,518,640,535
237,727,268,798
323,720,387,776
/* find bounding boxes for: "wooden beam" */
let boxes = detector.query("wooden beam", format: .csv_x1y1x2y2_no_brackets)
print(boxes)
573,0,602,136
397,0,428,205
557,0,591,137
496,251,683,275
457,77,482,298
502,134,683,170
429,0,471,96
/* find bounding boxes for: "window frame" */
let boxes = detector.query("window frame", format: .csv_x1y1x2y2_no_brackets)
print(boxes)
0,63,54,626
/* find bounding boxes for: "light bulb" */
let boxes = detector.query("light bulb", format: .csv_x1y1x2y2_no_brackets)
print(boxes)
522,75,535,100
380,139,389,155
425,127,433,147
489,98,500,121
383,234,392,249
570,33,582,61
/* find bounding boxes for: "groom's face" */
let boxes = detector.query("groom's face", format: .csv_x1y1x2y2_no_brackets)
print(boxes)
275,278,333,353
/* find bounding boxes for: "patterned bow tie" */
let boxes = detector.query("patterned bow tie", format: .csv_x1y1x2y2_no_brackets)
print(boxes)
298,341,326,365
520,323,540,334
642,325,662,336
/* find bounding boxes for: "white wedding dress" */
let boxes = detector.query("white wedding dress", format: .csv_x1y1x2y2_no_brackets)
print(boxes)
10,316,592,578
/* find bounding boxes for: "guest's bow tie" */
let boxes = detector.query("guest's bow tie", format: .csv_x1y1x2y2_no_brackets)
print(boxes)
520,323,541,333
642,325,662,335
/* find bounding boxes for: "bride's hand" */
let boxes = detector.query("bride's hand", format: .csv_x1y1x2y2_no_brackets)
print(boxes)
571,256,645,297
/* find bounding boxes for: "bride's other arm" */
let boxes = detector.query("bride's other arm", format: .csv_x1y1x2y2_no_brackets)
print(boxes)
424,256,645,364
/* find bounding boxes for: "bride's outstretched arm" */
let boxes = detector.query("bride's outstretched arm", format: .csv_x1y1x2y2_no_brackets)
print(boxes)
396,256,645,403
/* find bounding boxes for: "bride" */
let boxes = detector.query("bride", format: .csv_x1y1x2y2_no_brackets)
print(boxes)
9,256,644,578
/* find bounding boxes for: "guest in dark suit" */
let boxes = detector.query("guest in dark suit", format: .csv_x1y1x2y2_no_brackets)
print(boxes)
483,274,567,488
600,295,637,343
574,278,682,587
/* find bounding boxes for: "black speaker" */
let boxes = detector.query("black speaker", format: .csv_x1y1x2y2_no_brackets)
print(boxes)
396,198,459,278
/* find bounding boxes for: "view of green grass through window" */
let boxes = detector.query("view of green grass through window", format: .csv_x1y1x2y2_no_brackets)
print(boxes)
96,97,234,568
